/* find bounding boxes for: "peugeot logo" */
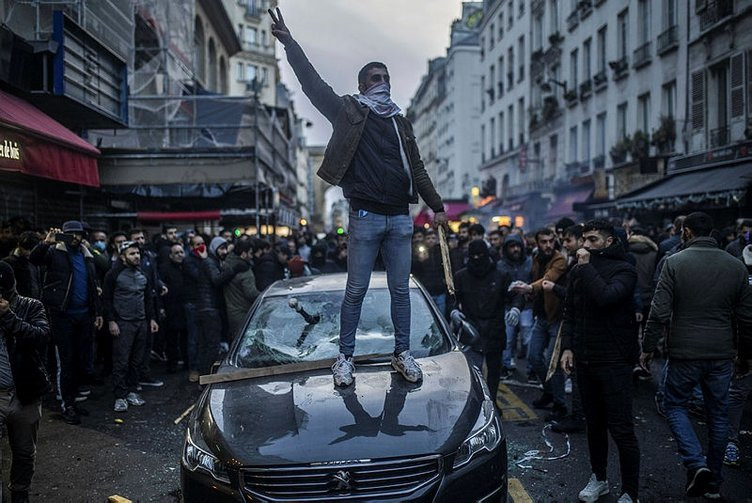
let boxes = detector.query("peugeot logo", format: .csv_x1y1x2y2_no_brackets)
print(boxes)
332,470,352,491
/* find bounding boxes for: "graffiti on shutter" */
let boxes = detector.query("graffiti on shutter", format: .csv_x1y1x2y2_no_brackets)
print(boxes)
730,53,744,119
691,70,705,130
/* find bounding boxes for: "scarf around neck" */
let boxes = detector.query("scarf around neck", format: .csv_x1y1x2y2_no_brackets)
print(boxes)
354,82,401,118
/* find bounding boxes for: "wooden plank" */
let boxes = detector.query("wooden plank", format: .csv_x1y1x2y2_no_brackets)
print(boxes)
108,496,133,503
199,353,391,385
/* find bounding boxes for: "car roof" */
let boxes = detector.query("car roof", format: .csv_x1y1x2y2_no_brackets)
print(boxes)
264,272,421,297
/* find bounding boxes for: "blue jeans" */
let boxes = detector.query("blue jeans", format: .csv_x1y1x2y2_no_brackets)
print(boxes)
656,359,704,408
431,293,447,320
340,209,413,357
728,372,752,443
664,359,734,484
502,308,533,369
528,317,565,406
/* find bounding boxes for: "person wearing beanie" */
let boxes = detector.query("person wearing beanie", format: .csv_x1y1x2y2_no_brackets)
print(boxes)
451,240,523,402
0,261,52,502
29,221,102,426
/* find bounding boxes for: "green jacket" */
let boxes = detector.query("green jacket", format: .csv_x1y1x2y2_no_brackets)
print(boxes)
223,253,259,338
643,237,752,360
283,40,444,213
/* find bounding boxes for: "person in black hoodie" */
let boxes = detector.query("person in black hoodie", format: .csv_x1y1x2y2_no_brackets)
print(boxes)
560,220,640,503
254,244,289,291
452,240,523,402
0,261,52,503
160,243,188,373
3,232,41,300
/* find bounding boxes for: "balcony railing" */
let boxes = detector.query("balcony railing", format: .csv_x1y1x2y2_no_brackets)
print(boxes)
564,89,579,107
633,41,652,69
700,0,734,31
567,11,579,32
609,56,629,80
710,126,730,148
593,70,608,90
657,25,679,55
579,79,592,99
592,154,605,169
579,0,593,19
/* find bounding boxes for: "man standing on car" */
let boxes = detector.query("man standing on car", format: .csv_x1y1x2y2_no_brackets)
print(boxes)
270,8,446,387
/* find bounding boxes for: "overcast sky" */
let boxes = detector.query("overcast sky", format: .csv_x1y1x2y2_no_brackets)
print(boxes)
276,0,468,146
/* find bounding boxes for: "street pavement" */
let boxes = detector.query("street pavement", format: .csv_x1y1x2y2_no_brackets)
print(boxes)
5,358,752,502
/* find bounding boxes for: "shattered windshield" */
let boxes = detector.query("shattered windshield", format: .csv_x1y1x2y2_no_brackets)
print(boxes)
233,288,449,368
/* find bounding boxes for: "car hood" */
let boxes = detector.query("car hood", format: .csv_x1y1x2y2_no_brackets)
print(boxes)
197,351,483,466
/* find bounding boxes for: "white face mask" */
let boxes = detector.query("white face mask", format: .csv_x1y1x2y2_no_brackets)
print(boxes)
355,82,401,118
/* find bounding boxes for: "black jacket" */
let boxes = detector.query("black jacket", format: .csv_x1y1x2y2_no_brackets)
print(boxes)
30,242,101,316
0,293,53,404
3,252,41,299
254,253,285,292
160,259,186,330
196,255,238,311
561,242,639,365
183,251,202,304
412,245,446,296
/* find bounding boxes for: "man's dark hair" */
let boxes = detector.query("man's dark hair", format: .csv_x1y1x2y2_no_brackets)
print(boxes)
233,239,253,255
469,223,485,236
534,227,555,241
128,228,145,238
555,217,576,232
582,219,615,238
673,215,686,232
683,212,714,237
563,224,583,239
489,229,501,238
163,225,178,233
256,239,272,253
17,231,40,250
109,231,127,245
358,62,388,86
459,221,470,230
739,219,752,230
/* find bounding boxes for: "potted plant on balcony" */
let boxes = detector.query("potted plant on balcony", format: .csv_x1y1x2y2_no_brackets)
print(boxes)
564,89,578,103
650,115,676,153
630,130,650,160
610,136,631,164
531,49,544,61
548,32,564,45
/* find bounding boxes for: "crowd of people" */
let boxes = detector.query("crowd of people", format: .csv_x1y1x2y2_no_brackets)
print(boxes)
0,213,750,501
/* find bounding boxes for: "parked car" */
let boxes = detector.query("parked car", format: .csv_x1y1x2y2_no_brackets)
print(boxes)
181,273,508,502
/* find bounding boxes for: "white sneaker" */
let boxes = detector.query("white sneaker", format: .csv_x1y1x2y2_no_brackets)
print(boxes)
392,350,423,383
578,474,609,502
332,354,355,387
617,493,639,503
126,392,146,406
114,398,128,412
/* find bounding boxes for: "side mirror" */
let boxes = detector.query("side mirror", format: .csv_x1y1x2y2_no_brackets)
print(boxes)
452,320,480,351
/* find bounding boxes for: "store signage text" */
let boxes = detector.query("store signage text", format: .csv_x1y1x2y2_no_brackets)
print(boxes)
0,139,21,161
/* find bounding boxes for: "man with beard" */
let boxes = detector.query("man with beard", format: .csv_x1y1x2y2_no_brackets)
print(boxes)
496,233,533,377
451,240,523,402
3,232,41,300
412,228,448,317
560,220,640,503
254,243,290,291
450,221,471,275
160,243,188,373
30,221,102,425
103,242,158,412
223,240,260,340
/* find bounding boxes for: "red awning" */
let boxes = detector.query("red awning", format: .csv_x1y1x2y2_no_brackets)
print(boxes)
413,201,471,226
0,89,100,187
137,211,222,222
546,185,593,221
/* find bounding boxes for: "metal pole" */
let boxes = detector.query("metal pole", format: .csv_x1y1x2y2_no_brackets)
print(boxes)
253,81,260,236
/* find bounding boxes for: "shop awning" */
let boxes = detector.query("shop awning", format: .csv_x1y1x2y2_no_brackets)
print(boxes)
414,201,471,225
546,185,593,220
616,164,752,210
137,211,222,222
0,89,100,186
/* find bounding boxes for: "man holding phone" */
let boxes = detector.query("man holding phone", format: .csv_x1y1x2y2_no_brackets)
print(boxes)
30,221,102,425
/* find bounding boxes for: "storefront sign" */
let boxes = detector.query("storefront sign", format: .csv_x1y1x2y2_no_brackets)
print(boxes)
0,139,20,161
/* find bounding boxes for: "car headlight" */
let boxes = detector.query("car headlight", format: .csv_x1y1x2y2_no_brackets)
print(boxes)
183,427,230,484
453,399,502,469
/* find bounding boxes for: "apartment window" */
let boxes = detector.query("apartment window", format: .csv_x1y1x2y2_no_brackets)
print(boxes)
582,120,591,162
499,12,504,39
508,1,514,29
518,98,525,144
569,125,578,162
481,124,486,161
583,38,592,80
596,112,607,156
597,26,607,72
499,111,505,152
498,56,505,94
662,81,676,118
508,47,515,89
481,75,486,111
508,105,514,150
550,0,559,35
519,0,525,17
570,49,578,89
245,26,257,46
238,24,244,40
617,9,629,59
617,102,628,139
490,118,496,157
638,0,650,44
637,93,650,133
549,134,558,177
518,36,525,81
261,30,268,46
246,64,258,82
490,24,496,48
534,15,544,51
261,67,268,85
489,65,496,102
235,62,244,81
664,0,677,29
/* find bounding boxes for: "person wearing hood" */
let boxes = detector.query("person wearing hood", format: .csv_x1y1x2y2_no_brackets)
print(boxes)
451,240,523,403
270,8,447,387
194,237,246,375
0,262,52,503
254,244,289,291
560,220,640,503
3,231,41,300
628,226,658,320
496,233,533,377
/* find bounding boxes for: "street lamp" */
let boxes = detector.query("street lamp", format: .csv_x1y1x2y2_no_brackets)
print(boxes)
247,77,263,235
539,78,567,93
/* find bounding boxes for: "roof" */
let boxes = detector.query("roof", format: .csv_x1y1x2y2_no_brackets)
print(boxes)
264,272,420,297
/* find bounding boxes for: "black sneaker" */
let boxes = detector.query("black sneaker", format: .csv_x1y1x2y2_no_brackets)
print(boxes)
61,406,81,425
532,392,554,409
686,467,712,497
10,490,29,503
544,404,568,422
138,377,164,387
551,415,586,433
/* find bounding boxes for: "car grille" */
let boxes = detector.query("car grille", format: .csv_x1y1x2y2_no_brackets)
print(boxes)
241,455,442,501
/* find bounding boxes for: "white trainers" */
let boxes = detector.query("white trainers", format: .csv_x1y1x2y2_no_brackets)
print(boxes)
392,350,423,383
114,398,128,412
332,354,355,387
617,493,639,503
578,474,609,502
126,392,146,406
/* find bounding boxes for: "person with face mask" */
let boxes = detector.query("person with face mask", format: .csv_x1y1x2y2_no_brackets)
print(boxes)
102,242,158,413
269,8,446,387
559,220,640,503
451,240,523,404
29,221,102,426
640,213,752,500
0,262,52,503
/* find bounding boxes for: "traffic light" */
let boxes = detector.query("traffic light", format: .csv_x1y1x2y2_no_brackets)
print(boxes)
336,227,345,235
234,228,242,237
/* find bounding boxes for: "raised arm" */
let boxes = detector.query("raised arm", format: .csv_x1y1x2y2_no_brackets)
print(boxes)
269,8,342,123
